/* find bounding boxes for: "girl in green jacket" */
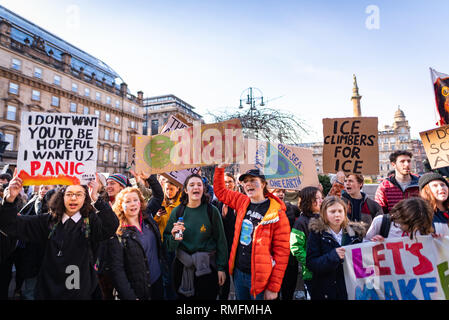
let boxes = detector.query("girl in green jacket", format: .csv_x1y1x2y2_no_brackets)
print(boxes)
290,186,323,298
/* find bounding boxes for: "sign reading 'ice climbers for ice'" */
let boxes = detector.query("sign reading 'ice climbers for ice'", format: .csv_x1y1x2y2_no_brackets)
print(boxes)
17,112,99,186
322,117,379,175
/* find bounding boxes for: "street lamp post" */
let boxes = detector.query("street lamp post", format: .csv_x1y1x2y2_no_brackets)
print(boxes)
239,87,265,135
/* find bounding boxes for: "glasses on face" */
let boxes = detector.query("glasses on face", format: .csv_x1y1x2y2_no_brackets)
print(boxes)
64,192,85,199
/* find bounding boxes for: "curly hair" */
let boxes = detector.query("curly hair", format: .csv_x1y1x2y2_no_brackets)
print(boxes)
48,185,94,224
112,187,147,235
179,174,210,206
390,197,434,239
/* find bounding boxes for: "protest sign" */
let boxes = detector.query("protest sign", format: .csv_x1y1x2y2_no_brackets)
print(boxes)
160,114,200,187
17,112,99,185
134,119,243,174
343,236,449,300
239,139,319,190
420,124,449,169
323,117,379,175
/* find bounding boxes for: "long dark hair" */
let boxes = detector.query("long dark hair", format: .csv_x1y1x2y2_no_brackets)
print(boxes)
390,197,434,239
298,186,321,217
180,174,210,206
48,185,95,223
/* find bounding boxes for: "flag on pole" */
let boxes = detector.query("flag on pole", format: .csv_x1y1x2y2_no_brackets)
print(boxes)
430,67,449,126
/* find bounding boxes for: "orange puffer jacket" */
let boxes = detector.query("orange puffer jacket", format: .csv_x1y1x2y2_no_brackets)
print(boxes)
213,167,291,297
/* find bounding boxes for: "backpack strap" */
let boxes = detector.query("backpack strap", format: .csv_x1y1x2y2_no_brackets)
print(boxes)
379,214,391,238
176,203,214,230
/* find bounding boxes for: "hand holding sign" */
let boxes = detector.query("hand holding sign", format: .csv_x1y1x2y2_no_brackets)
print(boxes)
88,173,100,203
4,175,23,203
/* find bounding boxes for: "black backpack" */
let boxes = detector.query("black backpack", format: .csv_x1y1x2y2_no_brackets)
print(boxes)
379,214,391,238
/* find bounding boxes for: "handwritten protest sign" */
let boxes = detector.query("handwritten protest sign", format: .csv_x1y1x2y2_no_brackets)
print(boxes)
323,117,379,175
239,139,319,190
17,112,99,185
134,119,243,174
420,124,449,169
160,114,200,187
343,236,449,300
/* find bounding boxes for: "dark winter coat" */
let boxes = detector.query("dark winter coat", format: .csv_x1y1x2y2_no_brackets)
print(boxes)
0,197,118,300
108,215,165,300
306,217,365,300
341,191,383,227
97,174,164,275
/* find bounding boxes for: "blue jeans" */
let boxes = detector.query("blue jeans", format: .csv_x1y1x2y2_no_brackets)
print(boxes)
22,277,37,300
233,268,264,300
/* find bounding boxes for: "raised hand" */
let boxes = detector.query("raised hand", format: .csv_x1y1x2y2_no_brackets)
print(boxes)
4,176,23,203
88,173,100,203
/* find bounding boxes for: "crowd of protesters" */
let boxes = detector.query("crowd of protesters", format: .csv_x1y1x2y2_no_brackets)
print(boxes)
0,149,448,300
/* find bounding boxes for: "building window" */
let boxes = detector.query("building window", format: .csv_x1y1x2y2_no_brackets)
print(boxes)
130,120,135,129
11,58,21,70
114,116,120,125
151,119,159,135
105,113,110,122
96,92,101,101
32,90,41,101
54,75,61,86
4,133,14,151
83,106,89,115
34,67,42,79
104,129,110,140
115,101,120,108
106,96,111,105
131,106,136,114
6,105,16,121
95,110,100,118
9,82,19,95
51,96,60,107
113,150,118,163
114,132,119,142
84,88,90,97
70,102,77,113
72,83,78,93
103,149,109,162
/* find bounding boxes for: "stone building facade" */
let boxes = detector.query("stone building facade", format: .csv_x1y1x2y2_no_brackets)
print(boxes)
142,94,203,135
0,6,144,174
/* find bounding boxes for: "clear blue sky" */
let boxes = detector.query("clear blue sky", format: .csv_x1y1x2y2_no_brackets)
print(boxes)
2,0,448,142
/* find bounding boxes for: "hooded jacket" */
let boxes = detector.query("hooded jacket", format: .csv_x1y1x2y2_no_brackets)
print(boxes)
290,211,317,281
213,167,291,297
374,173,420,213
306,217,365,300
341,190,383,227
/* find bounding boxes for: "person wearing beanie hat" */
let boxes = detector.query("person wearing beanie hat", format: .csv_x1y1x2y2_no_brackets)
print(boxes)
419,172,449,236
106,173,131,204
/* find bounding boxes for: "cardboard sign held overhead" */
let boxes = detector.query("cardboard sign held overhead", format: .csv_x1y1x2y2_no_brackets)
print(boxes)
323,117,379,175
134,118,243,175
160,114,200,188
420,124,449,169
17,112,99,185
239,139,319,190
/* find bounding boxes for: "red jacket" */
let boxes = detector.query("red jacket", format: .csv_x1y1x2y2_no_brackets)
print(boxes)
213,167,291,297
374,174,420,213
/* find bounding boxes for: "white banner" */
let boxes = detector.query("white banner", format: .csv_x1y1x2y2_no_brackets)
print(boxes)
343,236,449,300
17,112,99,185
